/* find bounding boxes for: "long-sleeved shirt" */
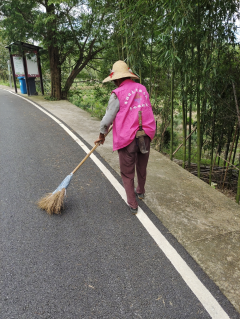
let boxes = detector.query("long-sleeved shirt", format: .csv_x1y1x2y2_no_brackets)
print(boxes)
100,93,119,134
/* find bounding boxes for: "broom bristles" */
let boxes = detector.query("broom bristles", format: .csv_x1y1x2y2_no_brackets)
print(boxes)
37,188,66,215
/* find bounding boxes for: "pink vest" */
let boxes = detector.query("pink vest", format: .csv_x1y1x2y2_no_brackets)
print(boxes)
112,79,156,151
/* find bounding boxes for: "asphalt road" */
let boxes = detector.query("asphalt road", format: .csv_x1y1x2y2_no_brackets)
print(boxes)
0,89,239,319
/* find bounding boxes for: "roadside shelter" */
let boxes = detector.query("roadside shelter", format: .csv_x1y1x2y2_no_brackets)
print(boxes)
5,41,44,96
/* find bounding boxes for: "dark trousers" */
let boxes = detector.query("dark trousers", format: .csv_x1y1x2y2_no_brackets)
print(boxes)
118,136,150,209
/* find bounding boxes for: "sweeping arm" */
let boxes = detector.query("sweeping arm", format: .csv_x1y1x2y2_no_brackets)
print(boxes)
71,125,113,175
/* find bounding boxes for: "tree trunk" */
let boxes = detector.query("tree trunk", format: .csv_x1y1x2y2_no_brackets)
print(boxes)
222,125,238,190
46,3,61,100
232,128,239,165
217,130,224,166
61,54,91,99
48,45,61,100
188,88,192,167
209,108,216,185
182,81,186,169
224,126,233,168
232,81,240,203
236,155,240,204
170,67,174,161
188,44,194,168
149,26,153,98
61,69,79,100
200,98,207,158
196,1,201,177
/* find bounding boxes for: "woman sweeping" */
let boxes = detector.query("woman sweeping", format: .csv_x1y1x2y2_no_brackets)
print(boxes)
94,60,156,214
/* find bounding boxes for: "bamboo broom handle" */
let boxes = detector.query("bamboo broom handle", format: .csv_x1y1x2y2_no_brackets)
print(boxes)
71,125,113,175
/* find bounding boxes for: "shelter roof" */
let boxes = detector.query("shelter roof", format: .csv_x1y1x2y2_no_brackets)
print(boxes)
5,41,42,50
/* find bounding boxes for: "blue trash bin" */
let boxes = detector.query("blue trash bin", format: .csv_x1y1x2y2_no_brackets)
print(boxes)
17,77,27,94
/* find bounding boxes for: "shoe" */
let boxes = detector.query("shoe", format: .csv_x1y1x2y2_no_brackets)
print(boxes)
129,206,138,215
134,188,144,200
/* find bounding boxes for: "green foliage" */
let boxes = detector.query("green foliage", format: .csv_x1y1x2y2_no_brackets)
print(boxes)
44,95,58,101
68,82,110,119
93,85,110,106
0,36,10,83
67,88,82,100
0,0,116,99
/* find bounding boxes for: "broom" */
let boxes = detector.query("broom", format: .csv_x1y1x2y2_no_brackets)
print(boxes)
37,126,112,215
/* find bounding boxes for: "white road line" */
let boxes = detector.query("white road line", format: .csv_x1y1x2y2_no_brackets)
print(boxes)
5,89,230,319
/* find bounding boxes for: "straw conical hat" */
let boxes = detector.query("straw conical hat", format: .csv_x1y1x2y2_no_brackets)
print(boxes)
102,60,139,83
